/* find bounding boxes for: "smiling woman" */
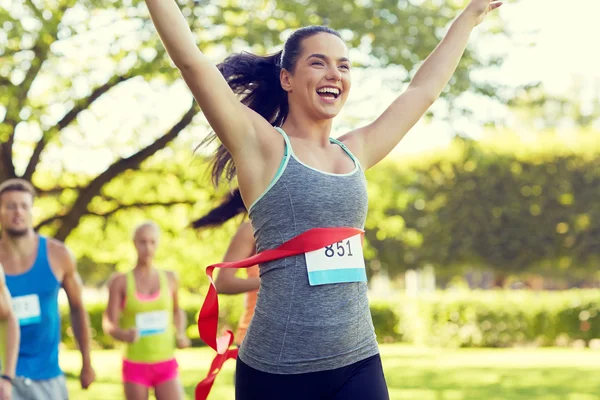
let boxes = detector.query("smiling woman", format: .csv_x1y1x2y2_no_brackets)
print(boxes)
141,1,502,399
199,25,352,187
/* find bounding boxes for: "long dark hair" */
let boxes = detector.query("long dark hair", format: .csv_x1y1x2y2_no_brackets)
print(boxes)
201,25,343,187
191,188,246,229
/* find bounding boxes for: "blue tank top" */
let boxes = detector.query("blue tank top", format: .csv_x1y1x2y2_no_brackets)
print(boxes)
5,236,63,379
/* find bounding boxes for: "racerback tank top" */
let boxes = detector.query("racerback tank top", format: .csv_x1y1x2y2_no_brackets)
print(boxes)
239,127,379,374
120,270,175,363
5,236,62,379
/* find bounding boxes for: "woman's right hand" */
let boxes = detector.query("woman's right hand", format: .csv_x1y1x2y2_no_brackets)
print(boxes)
122,328,140,343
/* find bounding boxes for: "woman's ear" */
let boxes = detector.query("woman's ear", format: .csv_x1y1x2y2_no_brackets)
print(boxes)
280,68,293,92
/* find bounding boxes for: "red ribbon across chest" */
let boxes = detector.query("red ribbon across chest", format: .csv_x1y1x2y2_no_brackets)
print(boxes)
194,227,364,400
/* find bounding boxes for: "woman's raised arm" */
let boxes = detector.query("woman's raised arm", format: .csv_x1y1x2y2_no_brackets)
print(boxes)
144,0,263,157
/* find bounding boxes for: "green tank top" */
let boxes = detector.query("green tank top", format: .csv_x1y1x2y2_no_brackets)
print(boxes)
120,270,175,362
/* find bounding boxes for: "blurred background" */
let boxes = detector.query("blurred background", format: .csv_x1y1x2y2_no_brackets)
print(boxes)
1,0,599,398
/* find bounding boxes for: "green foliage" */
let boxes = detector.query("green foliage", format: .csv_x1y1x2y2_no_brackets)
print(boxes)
239,0,506,102
370,300,403,343
60,294,404,348
1,0,507,289
413,290,600,348
382,289,600,348
61,290,600,350
59,345,600,400
509,79,600,129
60,291,246,349
61,301,114,350
44,131,600,289
51,148,240,290
364,132,600,278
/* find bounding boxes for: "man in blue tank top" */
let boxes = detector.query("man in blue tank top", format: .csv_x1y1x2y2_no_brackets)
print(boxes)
0,262,19,400
0,179,96,399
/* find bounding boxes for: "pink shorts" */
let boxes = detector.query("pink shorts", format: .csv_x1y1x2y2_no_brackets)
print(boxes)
122,358,179,388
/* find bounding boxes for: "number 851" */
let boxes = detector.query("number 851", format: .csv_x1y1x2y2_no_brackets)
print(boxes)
324,240,353,258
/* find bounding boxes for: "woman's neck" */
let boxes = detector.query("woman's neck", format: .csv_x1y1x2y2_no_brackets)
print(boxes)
282,111,333,147
134,260,153,273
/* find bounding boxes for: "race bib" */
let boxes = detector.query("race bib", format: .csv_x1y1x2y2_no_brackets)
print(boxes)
304,234,367,286
135,311,169,337
12,294,42,326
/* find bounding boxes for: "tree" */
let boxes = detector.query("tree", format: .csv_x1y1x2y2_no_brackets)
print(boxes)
55,145,242,290
0,0,507,247
60,131,600,289
508,78,600,131
364,132,600,283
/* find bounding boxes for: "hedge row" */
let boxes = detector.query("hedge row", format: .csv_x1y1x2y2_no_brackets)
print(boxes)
397,289,600,348
60,290,600,349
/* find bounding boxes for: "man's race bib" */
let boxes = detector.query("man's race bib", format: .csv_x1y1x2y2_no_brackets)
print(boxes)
135,311,169,337
304,234,367,286
12,294,42,326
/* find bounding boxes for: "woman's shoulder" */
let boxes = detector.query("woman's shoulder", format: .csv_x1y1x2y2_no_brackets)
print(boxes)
106,271,128,292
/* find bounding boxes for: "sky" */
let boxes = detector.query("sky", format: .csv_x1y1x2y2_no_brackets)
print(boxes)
6,0,600,175
387,0,600,155
497,0,600,92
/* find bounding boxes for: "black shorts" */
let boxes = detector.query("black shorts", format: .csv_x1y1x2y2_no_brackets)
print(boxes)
235,354,389,400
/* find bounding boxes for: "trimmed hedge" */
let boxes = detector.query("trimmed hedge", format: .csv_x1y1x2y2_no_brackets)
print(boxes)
60,290,600,349
397,290,600,348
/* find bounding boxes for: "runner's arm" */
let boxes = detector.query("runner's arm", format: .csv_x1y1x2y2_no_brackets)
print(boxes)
59,245,93,371
166,271,187,339
214,222,259,295
144,0,263,158
103,274,137,343
0,266,19,379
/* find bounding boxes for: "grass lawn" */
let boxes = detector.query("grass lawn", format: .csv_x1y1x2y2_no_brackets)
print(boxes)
61,344,600,399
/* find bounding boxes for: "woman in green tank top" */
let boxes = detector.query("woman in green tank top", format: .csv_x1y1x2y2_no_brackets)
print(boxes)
103,221,191,400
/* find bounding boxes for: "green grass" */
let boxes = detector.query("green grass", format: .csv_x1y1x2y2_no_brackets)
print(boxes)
62,344,600,400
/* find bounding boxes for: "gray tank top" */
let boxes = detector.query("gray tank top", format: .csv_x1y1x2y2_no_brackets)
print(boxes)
239,127,379,374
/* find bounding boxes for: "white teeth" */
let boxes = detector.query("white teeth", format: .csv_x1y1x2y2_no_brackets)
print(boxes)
317,87,340,95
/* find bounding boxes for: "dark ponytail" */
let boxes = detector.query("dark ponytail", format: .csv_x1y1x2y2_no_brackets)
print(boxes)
191,188,246,229
202,26,343,187
201,51,287,186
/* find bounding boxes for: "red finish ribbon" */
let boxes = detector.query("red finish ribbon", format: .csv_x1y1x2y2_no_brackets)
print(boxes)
195,227,364,399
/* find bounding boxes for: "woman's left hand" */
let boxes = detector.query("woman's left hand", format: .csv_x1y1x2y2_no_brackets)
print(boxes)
465,0,503,25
